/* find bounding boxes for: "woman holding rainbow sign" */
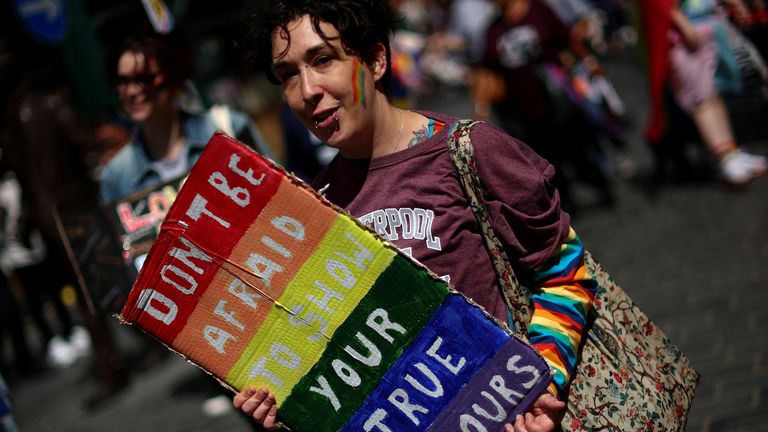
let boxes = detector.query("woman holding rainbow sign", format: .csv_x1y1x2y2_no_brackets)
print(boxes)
233,1,597,431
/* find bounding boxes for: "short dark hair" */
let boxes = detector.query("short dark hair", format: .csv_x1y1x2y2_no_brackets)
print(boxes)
108,26,192,92
241,0,398,89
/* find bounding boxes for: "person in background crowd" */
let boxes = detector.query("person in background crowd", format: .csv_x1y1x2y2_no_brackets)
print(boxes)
473,0,616,214
0,372,18,432
100,25,275,429
233,1,598,430
447,0,499,63
544,0,635,178
665,0,767,186
1,65,94,380
99,26,272,204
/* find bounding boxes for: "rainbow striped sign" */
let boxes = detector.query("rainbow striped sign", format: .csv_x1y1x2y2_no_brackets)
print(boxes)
119,133,552,431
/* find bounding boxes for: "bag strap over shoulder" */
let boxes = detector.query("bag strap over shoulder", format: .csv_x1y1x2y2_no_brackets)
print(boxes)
445,120,532,331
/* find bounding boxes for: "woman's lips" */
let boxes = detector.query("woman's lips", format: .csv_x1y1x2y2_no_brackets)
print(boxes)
314,109,338,129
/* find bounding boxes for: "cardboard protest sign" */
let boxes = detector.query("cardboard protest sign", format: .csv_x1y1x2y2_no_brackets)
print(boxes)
119,133,552,431
55,177,185,314
107,177,185,274
55,203,133,314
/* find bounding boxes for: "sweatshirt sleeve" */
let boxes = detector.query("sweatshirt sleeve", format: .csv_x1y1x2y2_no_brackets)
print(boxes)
526,227,597,396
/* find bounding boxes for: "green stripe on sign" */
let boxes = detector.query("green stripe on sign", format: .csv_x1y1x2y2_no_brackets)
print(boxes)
279,255,449,432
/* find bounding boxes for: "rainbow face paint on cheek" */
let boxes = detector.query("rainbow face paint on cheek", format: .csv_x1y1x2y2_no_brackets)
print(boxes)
352,58,367,108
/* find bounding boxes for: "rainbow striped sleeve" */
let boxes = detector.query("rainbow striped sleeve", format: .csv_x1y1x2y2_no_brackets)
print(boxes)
526,227,597,397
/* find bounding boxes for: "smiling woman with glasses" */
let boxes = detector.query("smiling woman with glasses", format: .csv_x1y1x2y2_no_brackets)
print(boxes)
98,26,272,205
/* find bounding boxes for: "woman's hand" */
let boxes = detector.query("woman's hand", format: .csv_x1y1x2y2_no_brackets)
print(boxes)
233,386,280,430
504,392,566,432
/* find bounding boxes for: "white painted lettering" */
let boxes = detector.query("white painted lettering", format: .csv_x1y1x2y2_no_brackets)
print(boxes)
203,325,236,354
228,154,265,186
214,300,244,330
326,259,355,288
169,237,212,274
366,308,406,343
337,232,374,271
472,391,506,421
262,236,291,258
426,337,466,374
459,414,488,432
506,355,541,389
228,278,261,309
209,171,250,207
287,304,327,342
489,375,524,404
405,363,443,398
161,264,198,295
136,289,177,325
363,409,393,432
345,332,382,367
388,388,428,425
186,194,230,228
332,359,361,387
248,357,283,388
308,376,341,412
246,253,283,287
273,216,304,240
307,280,343,313
270,343,301,369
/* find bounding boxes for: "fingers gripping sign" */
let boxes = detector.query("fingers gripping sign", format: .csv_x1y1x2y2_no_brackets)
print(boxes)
234,387,280,430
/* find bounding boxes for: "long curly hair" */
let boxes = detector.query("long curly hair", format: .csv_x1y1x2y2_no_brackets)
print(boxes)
240,0,399,89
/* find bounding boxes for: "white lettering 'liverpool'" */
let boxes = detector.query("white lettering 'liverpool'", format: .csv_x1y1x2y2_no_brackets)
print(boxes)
359,208,441,251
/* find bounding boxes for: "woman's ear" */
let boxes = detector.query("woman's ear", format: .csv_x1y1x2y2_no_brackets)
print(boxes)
370,42,388,82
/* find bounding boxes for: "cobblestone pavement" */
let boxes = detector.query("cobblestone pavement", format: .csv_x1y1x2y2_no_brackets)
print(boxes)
8,51,768,431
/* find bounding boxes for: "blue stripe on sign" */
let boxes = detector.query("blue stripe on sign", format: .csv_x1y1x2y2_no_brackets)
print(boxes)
339,293,509,432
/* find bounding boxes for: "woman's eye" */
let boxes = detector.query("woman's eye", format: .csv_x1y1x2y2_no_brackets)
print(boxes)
279,70,297,83
314,56,332,67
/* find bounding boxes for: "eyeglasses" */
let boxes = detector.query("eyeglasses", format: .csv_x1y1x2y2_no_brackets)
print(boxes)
116,73,164,90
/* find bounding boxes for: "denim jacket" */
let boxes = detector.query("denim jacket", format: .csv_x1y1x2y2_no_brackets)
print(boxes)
98,108,270,204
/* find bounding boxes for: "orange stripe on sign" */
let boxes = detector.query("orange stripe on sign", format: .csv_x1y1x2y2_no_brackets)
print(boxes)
172,176,339,378
120,134,284,345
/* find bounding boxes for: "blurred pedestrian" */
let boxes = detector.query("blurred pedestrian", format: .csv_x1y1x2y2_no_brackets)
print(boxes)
1,66,94,374
99,25,272,203
666,0,767,186
473,0,616,213
0,372,18,432
233,0,599,430
100,24,276,427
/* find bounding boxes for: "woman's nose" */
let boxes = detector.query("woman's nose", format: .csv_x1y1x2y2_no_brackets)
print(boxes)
299,70,322,106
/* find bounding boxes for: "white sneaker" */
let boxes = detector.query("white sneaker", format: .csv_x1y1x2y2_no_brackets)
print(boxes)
734,149,767,177
46,336,78,368
201,395,232,417
69,326,92,358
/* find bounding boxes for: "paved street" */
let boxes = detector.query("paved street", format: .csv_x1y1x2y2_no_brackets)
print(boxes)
7,50,768,431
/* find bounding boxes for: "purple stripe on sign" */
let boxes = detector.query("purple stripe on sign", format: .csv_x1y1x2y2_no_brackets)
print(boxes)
425,337,552,432
339,294,509,432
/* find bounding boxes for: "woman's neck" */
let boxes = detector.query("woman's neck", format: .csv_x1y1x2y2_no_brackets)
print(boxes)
370,103,408,159
141,106,185,161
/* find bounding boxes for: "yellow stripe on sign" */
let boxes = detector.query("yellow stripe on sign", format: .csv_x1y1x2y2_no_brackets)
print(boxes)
228,216,396,402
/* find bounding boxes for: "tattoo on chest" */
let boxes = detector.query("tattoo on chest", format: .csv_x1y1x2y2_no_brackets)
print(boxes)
408,125,430,148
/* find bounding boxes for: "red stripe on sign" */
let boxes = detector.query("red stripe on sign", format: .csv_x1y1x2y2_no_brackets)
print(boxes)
120,133,284,344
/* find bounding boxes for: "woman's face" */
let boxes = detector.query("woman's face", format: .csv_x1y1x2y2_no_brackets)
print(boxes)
270,15,385,157
116,51,172,123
